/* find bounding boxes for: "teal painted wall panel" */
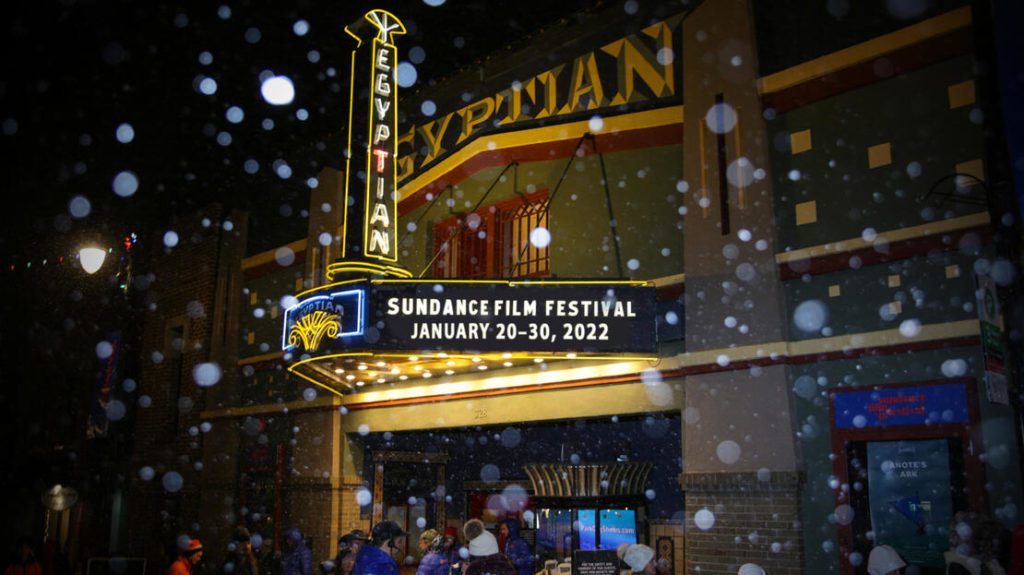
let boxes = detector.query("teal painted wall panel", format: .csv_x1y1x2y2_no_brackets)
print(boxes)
769,55,987,252
783,251,981,341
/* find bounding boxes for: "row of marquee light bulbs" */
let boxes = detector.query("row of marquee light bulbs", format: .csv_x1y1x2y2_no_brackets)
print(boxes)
330,352,578,387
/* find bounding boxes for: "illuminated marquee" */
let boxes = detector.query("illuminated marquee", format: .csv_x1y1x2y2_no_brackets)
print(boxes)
282,289,366,352
283,281,656,356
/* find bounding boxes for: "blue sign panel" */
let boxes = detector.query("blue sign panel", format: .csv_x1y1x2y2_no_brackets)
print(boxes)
282,289,365,352
598,509,637,550
833,384,969,429
578,509,596,550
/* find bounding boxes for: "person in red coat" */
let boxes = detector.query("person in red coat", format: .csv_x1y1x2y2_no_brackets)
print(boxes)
168,539,204,575
4,538,41,575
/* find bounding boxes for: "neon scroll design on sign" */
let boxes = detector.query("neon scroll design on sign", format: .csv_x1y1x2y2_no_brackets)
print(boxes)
288,310,341,352
282,289,366,352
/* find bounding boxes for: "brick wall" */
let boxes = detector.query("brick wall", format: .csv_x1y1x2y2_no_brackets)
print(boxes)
286,480,341,560
683,472,803,575
340,479,371,535
125,205,248,568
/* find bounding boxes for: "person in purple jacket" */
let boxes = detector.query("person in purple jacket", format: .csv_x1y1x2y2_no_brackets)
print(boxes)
498,520,532,575
415,530,449,575
282,528,312,575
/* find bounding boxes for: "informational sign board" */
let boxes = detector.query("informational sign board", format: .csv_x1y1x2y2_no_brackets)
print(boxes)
282,281,657,355
572,550,620,575
832,384,969,429
975,273,1009,405
866,439,953,569
976,273,1004,357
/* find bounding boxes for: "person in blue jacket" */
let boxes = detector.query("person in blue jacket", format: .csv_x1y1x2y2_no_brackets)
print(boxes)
353,521,406,575
497,520,532,575
282,528,313,575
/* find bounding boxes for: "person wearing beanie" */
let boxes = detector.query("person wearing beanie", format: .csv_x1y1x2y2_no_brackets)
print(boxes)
226,528,260,575
168,539,204,575
622,545,655,575
736,565,765,575
353,521,406,575
329,529,369,575
415,529,449,575
339,531,369,558
442,526,463,570
462,520,515,575
615,543,632,575
866,545,905,575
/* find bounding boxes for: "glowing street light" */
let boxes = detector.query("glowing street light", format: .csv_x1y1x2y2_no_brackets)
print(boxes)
79,247,106,274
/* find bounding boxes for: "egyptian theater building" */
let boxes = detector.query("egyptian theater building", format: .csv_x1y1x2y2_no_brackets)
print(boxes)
128,1,1022,574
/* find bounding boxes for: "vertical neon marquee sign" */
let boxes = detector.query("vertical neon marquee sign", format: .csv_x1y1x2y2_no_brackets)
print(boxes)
344,10,404,263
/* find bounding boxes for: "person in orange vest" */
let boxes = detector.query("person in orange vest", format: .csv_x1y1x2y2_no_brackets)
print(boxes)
4,538,42,575
168,539,204,575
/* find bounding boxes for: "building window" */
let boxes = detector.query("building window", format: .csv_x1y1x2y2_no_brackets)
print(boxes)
432,190,549,278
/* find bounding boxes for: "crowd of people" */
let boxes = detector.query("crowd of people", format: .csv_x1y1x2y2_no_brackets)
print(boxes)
6,512,1024,575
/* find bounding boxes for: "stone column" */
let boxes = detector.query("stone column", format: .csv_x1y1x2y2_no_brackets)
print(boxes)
339,431,369,535
287,407,346,561
681,0,802,572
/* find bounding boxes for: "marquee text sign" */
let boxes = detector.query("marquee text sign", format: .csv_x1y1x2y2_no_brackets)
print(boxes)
282,282,656,355
373,282,656,354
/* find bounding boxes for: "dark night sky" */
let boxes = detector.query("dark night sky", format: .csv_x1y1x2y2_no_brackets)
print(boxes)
0,0,607,265
0,0,616,540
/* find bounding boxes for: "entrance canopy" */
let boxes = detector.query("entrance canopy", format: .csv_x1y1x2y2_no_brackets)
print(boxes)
282,278,657,395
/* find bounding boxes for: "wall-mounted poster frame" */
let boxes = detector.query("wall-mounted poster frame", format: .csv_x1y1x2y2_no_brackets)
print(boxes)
828,377,985,575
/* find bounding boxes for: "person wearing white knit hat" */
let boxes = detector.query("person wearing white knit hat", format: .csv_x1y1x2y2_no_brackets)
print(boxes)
462,519,515,575
622,544,656,575
866,545,906,575
737,564,765,575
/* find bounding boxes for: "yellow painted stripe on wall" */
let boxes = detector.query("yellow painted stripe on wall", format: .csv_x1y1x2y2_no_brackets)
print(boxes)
758,6,972,95
775,212,989,264
242,238,308,270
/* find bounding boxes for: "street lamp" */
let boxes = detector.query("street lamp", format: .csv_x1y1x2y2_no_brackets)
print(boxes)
79,247,106,274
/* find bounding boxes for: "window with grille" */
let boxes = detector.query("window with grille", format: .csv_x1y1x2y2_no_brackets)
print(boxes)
432,190,549,279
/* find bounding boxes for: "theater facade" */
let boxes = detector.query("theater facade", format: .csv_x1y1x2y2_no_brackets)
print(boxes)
127,1,1022,574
